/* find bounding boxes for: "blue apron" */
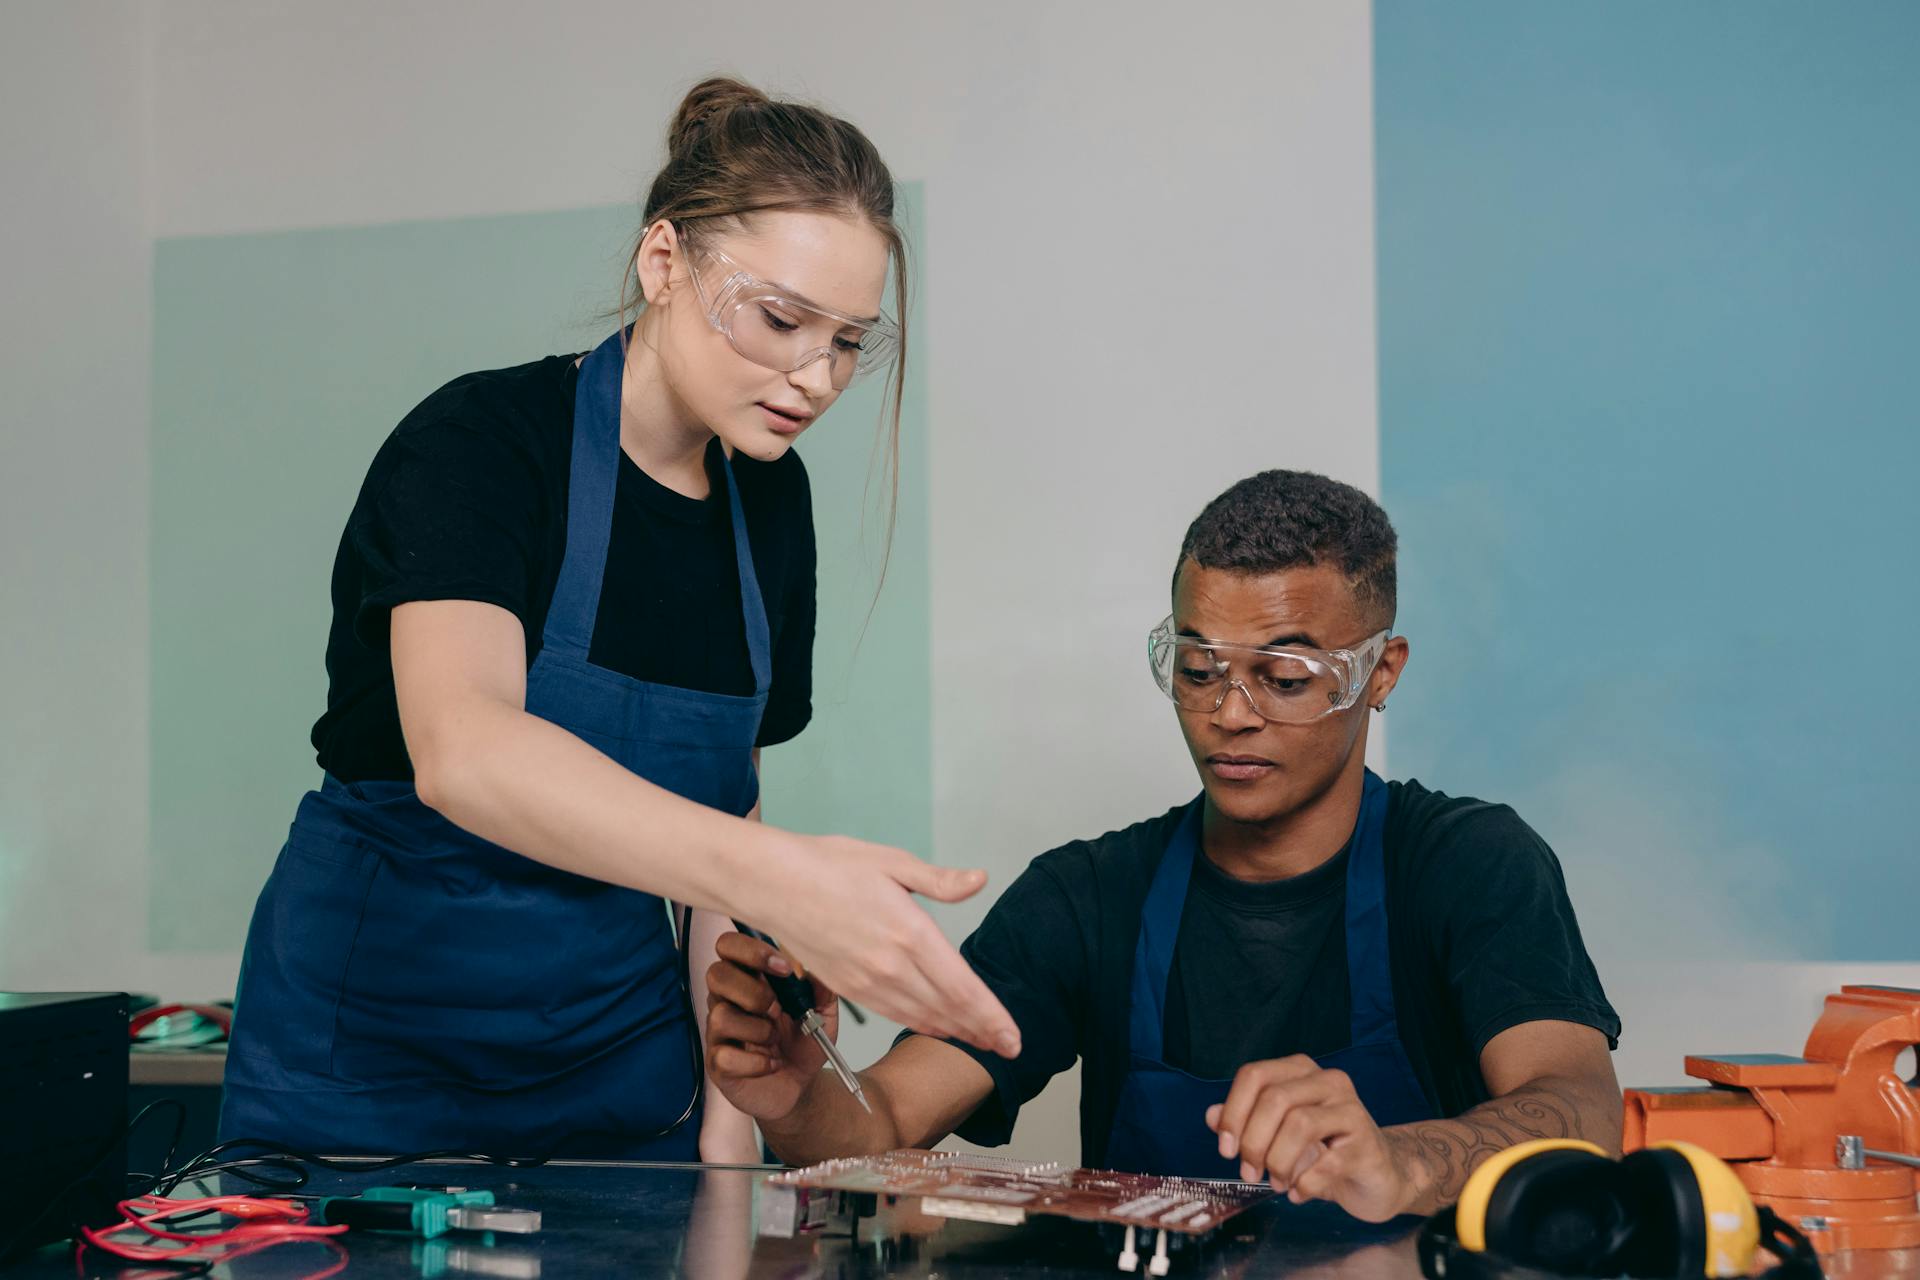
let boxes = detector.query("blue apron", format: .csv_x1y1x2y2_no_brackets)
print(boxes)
1104,770,1435,1187
220,331,770,1158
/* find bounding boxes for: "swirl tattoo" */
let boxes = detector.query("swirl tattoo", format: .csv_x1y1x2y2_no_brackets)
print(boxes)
1387,1080,1614,1215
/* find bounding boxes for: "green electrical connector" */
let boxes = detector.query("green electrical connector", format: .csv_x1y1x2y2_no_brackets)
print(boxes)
313,1186,542,1239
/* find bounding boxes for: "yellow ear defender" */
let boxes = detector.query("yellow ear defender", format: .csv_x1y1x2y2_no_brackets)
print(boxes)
1418,1138,1821,1279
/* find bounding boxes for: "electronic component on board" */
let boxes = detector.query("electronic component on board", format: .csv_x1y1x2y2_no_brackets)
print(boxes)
758,1149,1274,1273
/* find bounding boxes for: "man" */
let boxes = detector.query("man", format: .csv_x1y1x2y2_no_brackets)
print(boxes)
707,471,1623,1223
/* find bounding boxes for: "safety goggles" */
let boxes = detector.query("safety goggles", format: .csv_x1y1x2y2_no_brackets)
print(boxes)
683,239,899,390
1148,617,1390,724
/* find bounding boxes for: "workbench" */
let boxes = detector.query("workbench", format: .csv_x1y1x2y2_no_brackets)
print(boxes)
15,1159,1427,1278
15,1157,1920,1276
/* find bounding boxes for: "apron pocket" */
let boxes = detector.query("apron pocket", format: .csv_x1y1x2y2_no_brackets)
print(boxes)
231,837,379,1076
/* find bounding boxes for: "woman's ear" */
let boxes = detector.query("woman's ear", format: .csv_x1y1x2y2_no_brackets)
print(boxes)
636,220,680,307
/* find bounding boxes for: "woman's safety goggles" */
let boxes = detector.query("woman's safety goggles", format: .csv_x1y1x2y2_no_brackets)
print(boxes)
684,240,899,390
1148,617,1390,724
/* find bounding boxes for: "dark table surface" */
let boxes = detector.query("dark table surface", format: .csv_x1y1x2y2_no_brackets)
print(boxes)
15,1158,1432,1279
16,1160,1920,1279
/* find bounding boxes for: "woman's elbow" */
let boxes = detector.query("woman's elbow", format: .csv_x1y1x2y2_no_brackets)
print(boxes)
408,734,467,817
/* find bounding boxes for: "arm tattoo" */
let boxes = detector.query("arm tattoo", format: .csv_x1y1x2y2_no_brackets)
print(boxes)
1387,1079,1616,1216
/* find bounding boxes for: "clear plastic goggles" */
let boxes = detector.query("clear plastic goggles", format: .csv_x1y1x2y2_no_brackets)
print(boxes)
1148,617,1389,724
684,239,899,390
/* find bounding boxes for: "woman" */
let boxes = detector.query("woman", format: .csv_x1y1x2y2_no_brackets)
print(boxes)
220,78,1019,1161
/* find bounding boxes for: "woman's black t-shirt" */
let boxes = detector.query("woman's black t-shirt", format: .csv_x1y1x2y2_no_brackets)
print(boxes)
311,353,817,782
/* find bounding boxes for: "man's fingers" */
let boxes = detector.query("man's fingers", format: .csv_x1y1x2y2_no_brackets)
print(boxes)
1263,1103,1352,1189
709,1043,782,1079
1236,1088,1299,1183
708,1002,780,1047
714,929,793,975
1215,1057,1321,1160
705,961,777,1016
1288,1147,1342,1204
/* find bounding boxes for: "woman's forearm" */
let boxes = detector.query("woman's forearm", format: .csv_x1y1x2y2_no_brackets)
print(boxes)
413,697,788,923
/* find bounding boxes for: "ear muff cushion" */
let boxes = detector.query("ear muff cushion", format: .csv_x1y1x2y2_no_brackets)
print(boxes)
1616,1147,1705,1278
1654,1142,1759,1278
1483,1148,1631,1274
1456,1139,1610,1253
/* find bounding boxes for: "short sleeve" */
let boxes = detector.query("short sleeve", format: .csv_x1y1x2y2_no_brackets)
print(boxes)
755,458,815,747
897,859,1092,1147
1415,805,1622,1055
347,413,548,652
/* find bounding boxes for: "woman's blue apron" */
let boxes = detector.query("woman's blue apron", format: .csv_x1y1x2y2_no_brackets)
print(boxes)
220,332,769,1158
1104,770,1435,1199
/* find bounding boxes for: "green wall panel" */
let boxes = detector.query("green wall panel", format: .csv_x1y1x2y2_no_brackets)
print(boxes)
150,190,929,952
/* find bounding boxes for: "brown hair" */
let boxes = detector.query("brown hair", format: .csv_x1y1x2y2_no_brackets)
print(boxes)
621,76,910,582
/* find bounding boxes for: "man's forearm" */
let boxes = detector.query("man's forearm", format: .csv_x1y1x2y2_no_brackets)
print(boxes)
1382,1074,1625,1217
757,1067,907,1167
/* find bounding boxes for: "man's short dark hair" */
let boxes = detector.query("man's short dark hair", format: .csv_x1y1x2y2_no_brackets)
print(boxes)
1175,470,1398,629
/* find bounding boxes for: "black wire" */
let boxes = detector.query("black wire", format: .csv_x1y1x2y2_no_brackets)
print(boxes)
1757,1206,1825,1279
0,1098,187,1261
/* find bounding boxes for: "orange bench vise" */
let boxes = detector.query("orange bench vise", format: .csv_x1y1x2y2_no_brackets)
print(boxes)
1621,985,1920,1253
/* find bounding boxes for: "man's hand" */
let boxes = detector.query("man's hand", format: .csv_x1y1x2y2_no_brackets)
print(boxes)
705,930,838,1124
1207,1024,1623,1222
1206,1056,1416,1223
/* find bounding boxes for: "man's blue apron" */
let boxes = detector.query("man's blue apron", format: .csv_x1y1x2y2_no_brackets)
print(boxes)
1105,770,1435,1194
220,331,769,1158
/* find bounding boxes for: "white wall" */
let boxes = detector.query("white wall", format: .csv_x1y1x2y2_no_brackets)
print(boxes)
3,0,1381,1158
0,3,219,998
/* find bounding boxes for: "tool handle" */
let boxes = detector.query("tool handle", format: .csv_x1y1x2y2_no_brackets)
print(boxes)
730,920,824,1023
314,1196,433,1236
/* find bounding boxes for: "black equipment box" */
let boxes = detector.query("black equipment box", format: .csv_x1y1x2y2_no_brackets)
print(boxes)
0,992,129,1258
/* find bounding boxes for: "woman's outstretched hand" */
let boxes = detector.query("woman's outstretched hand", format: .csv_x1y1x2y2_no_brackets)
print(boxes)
745,833,1022,1060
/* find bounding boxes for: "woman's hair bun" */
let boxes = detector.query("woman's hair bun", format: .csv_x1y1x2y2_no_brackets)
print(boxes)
668,77,771,158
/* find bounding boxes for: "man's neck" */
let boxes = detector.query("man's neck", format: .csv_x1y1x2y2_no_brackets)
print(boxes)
1200,758,1368,883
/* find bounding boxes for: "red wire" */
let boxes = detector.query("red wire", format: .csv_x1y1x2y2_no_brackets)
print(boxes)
78,1193,347,1266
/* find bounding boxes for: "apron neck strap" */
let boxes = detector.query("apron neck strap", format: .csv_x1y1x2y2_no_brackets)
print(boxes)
543,331,772,696
1341,770,1398,1045
1126,770,1398,1061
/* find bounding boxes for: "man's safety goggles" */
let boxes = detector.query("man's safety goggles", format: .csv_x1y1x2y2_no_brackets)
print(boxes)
1148,617,1389,723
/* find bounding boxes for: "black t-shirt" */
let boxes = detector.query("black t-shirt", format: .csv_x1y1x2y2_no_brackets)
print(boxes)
311,354,817,781
940,780,1620,1168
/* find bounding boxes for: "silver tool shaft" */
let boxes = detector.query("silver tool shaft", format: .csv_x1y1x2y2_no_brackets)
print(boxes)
1836,1135,1920,1170
802,1010,872,1113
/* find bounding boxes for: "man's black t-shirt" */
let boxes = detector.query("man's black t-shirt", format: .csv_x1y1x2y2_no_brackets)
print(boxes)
941,780,1620,1168
311,354,817,781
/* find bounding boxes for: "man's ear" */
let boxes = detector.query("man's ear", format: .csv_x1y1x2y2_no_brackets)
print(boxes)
1369,635,1409,710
